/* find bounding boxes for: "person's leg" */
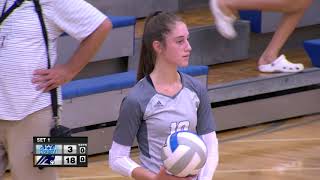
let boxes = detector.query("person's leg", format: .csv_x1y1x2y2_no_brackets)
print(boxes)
258,0,313,65
211,0,313,72
209,0,306,39
220,0,310,17
0,145,7,180
6,106,57,180
0,121,9,179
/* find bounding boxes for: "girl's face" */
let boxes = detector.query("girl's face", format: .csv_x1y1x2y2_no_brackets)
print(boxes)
157,21,192,67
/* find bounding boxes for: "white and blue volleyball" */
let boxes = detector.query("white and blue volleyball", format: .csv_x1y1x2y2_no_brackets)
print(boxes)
161,131,208,177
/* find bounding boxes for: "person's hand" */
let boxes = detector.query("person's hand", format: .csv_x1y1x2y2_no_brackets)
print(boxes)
32,64,74,92
153,167,194,180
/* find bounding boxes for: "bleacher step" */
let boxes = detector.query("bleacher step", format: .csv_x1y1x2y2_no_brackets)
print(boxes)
86,0,212,19
207,67,320,131
213,88,320,131
57,15,136,65
208,68,320,103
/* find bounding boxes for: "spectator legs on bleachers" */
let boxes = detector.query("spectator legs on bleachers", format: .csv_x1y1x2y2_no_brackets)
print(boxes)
209,0,313,73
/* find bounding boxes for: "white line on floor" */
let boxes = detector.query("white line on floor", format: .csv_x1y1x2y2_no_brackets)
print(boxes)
216,167,320,173
225,137,320,143
60,175,121,180
59,167,320,179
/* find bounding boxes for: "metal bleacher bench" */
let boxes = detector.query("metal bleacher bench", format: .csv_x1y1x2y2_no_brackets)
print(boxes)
57,15,136,64
61,66,209,155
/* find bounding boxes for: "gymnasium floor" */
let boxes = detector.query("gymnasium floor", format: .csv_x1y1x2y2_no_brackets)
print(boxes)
6,113,318,180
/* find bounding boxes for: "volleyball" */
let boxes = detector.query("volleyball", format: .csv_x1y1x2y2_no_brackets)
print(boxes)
161,131,208,177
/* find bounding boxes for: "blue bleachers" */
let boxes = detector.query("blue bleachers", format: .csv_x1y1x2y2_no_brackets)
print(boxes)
62,65,209,100
178,65,208,77
62,71,136,100
108,15,136,28
239,11,261,33
304,39,320,67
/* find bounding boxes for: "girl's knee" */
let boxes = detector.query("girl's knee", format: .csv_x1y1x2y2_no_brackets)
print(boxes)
292,0,313,12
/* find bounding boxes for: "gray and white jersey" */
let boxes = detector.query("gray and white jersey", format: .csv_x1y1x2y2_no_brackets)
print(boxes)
113,72,216,174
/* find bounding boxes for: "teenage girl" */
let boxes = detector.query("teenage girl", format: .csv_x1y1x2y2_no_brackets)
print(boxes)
109,12,219,180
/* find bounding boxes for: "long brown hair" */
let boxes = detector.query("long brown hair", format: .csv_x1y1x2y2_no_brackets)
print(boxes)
137,12,183,81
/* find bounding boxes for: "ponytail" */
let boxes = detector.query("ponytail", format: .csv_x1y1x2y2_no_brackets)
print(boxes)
137,40,155,81
137,12,157,81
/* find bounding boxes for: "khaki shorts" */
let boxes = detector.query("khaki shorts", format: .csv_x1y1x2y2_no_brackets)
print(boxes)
0,106,57,180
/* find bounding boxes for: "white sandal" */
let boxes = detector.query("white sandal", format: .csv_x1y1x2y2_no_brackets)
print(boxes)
258,55,304,73
209,0,237,39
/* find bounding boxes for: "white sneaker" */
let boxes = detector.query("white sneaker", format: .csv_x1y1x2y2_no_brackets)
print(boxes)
209,0,237,39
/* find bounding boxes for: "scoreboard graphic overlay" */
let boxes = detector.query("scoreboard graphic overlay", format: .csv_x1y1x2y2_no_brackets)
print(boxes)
33,137,88,167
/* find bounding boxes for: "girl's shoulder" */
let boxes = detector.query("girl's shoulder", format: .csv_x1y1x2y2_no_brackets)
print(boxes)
125,77,156,104
180,72,207,93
